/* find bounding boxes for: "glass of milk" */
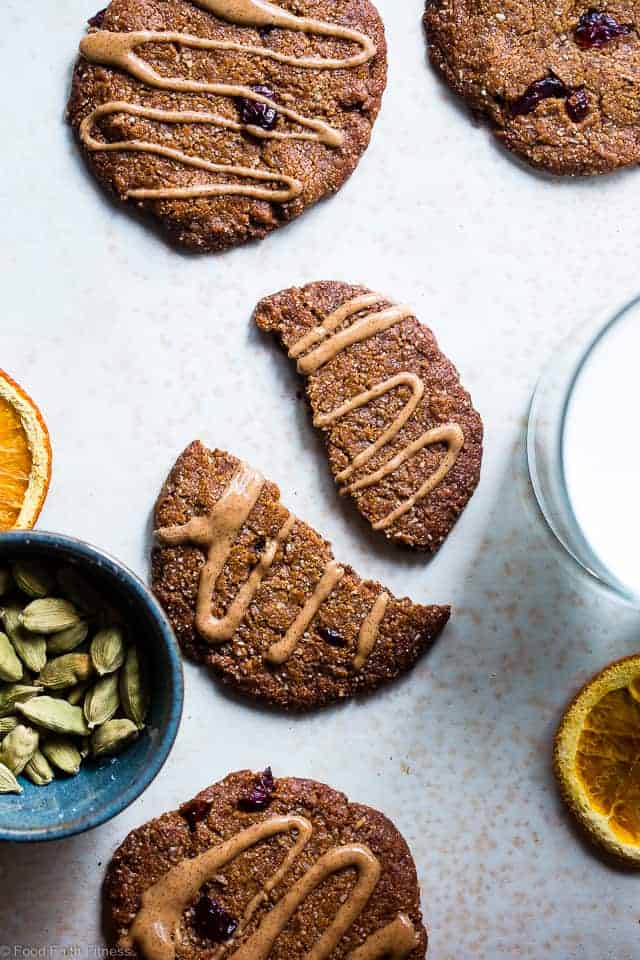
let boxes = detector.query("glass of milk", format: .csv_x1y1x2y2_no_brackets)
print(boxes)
528,296,640,605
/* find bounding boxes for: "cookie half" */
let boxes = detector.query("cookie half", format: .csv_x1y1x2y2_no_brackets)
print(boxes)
152,441,449,710
104,770,428,960
424,1,640,175
67,0,387,251
255,282,483,551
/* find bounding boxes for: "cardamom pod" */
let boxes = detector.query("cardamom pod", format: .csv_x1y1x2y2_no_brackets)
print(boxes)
39,653,93,691
1,606,47,673
17,696,89,736
91,718,139,758
84,674,119,729
20,598,80,635
46,620,89,655
0,716,19,736
12,560,55,599
90,627,125,676
0,723,39,774
0,684,43,717
0,631,24,682
24,748,55,786
119,645,149,729
67,680,91,706
0,568,12,596
0,761,22,794
41,736,82,775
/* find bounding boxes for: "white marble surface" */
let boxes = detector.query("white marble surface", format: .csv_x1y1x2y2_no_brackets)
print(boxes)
2,1,640,958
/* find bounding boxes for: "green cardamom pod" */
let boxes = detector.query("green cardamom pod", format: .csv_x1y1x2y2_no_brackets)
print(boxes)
67,680,91,706
41,736,82,775
46,620,89,655
0,716,19,736
39,653,93,691
24,748,55,786
20,598,80,635
90,627,125,676
119,646,149,729
0,631,24,682
0,723,39,774
91,718,139,757
2,605,47,673
84,673,119,729
17,696,89,736
0,761,22,794
0,568,12,597
12,560,55,599
78,736,90,759
0,684,43,717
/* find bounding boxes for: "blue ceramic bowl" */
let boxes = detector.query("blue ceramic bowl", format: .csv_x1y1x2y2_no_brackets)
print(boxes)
0,531,183,841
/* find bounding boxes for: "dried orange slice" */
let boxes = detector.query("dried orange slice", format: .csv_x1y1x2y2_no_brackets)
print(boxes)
554,655,640,865
0,370,51,530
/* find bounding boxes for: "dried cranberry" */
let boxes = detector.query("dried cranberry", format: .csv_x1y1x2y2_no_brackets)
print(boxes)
88,8,107,27
180,796,213,829
511,75,569,116
239,767,275,812
566,86,590,122
236,86,278,131
574,10,632,49
317,625,347,647
192,896,238,942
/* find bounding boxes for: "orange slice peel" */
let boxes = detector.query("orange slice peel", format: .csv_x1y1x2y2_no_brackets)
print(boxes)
554,654,640,866
0,369,51,530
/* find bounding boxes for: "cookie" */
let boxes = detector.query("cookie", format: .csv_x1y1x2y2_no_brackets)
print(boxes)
66,0,387,251
152,441,450,710
254,282,483,551
104,769,428,960
424,1,640,175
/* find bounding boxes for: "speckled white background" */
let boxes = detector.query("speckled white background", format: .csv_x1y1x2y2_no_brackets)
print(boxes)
2,1,640,957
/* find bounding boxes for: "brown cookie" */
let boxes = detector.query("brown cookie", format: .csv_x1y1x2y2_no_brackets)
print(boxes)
66,0,387,251
254,282,483,552
424,1,640,175
152,441,450,710
104,770,428,960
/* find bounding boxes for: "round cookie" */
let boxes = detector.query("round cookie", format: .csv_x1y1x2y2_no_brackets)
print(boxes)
424,1,640,175
104,770,428,960
67,0,387,251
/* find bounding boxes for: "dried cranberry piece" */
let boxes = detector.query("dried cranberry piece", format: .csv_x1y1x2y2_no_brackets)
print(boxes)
180,796,213,829
192,896,238,942
566,86,590,122
88,8,107,27
239,767,275,812
511,75,569,116
317,625,347,647
236,85,278,131
574,10,632,49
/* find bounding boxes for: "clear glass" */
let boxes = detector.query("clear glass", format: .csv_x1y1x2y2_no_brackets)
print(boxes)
527,295,640,608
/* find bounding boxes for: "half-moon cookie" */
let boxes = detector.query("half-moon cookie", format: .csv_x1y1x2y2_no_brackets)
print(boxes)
105,770,428,960
66,0,387,251
424,1,640,175
254,282,483,551
152,441,450,710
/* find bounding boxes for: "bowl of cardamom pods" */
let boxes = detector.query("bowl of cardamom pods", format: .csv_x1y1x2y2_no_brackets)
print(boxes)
0,531,183,841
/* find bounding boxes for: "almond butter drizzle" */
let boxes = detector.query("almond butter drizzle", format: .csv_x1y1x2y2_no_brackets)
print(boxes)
78,0,376,202
155,460,388,670
289,296,465,531
122,813,418,960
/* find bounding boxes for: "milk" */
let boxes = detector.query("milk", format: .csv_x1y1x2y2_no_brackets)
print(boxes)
563,305,640,598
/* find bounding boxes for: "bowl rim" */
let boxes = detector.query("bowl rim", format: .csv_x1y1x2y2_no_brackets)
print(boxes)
0,530,184,842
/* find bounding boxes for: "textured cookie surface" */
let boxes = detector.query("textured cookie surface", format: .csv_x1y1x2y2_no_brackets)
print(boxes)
67,0,387,251
424,0,640,175
104,770,428,959
152,442,449,710
255,282,483,551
